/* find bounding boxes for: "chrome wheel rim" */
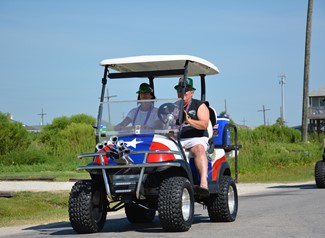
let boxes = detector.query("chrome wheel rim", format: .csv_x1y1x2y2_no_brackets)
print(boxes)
228,185,235,214
182,188,191,221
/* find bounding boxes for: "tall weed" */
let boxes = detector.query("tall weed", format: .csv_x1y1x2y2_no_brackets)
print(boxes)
236,125,323,180
0,150,49,166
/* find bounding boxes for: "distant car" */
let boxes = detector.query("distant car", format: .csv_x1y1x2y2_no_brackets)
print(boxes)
68,55,241,233
315,139,325,188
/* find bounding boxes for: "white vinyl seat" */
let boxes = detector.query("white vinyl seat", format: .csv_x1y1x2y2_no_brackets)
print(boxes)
204,101,217,139
204,102,217,155
207,107,217,139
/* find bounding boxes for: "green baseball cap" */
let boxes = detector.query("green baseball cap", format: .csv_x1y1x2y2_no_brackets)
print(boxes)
136,83,153,94
174,77,196,91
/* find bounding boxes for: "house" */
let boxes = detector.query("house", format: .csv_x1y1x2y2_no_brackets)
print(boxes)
308,85,325,133
9,116,43,133
24,125,43,133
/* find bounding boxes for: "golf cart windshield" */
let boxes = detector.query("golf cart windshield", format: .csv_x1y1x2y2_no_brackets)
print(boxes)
97,98,182,141
95,55,220,143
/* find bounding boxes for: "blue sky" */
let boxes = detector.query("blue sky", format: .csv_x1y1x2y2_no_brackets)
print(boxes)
1,0,324,127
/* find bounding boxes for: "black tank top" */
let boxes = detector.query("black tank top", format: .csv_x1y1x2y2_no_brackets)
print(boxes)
180,99,208,138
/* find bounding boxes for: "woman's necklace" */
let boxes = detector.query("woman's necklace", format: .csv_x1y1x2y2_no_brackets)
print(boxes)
132,103,153,126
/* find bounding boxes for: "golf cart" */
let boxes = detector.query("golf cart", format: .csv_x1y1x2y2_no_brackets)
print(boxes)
315,139,325,188
68,55,240,233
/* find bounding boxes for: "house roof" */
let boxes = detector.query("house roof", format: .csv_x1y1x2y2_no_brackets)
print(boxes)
24,125,42,132
309,86,325,97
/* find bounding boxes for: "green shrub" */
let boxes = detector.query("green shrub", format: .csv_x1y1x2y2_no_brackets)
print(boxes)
0,112,31,155
56,122,95,156
0,150,50,166
249,124,301,143
39,114,96,156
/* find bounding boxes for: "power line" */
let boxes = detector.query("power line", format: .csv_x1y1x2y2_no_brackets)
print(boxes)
258,105,270,126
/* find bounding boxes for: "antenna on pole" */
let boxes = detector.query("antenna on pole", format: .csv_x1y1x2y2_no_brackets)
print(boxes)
99,89,117,125
258,105,270,125
278,73,286,124
241,117,247,126
104,89,117,124
37,108,47,127
224,99,227,114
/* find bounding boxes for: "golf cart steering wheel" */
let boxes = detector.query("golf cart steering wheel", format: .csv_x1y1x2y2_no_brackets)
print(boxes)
158,103,178,126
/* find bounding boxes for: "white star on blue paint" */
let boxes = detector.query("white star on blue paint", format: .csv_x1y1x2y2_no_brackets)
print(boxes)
125,138,142,148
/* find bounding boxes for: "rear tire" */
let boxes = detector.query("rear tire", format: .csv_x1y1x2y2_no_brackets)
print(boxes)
206,176,238,222
158,176,194,232
125,203,156,223
315,160,325,188
69,180,107,233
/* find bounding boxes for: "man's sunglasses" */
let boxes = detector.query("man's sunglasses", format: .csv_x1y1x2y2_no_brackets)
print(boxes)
176,88,189,93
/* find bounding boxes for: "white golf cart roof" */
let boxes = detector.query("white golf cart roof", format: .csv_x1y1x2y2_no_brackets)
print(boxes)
100,55,219,77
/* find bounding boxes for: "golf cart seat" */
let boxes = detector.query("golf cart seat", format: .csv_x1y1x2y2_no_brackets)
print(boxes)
204,102,217,154
204,101,217,138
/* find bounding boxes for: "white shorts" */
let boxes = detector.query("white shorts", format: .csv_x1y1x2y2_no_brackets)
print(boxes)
180,137,209,151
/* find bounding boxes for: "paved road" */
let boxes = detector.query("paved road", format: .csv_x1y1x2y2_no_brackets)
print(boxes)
1,181,324,238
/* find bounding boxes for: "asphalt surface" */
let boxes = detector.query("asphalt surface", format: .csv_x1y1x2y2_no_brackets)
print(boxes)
0,180,321,238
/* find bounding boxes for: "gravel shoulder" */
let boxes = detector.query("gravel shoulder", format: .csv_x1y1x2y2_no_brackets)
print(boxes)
0,181,75,192
0,180,315,195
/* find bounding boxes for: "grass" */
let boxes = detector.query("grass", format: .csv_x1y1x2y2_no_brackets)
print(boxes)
0,190,121,228
0,191,69,227
0,152,93,181
234,164,315,183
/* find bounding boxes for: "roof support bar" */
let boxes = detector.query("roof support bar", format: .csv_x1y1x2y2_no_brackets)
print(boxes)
200,74,206,102
148,76,154,92
96,65,109,143
108,69,185,79
177,61,190,165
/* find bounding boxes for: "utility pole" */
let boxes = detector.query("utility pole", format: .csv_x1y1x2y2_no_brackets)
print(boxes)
258,105,270,126
224,99,228,116
278,73,286,124
37,108,47,127
302,0,313,142
241,117,247,126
